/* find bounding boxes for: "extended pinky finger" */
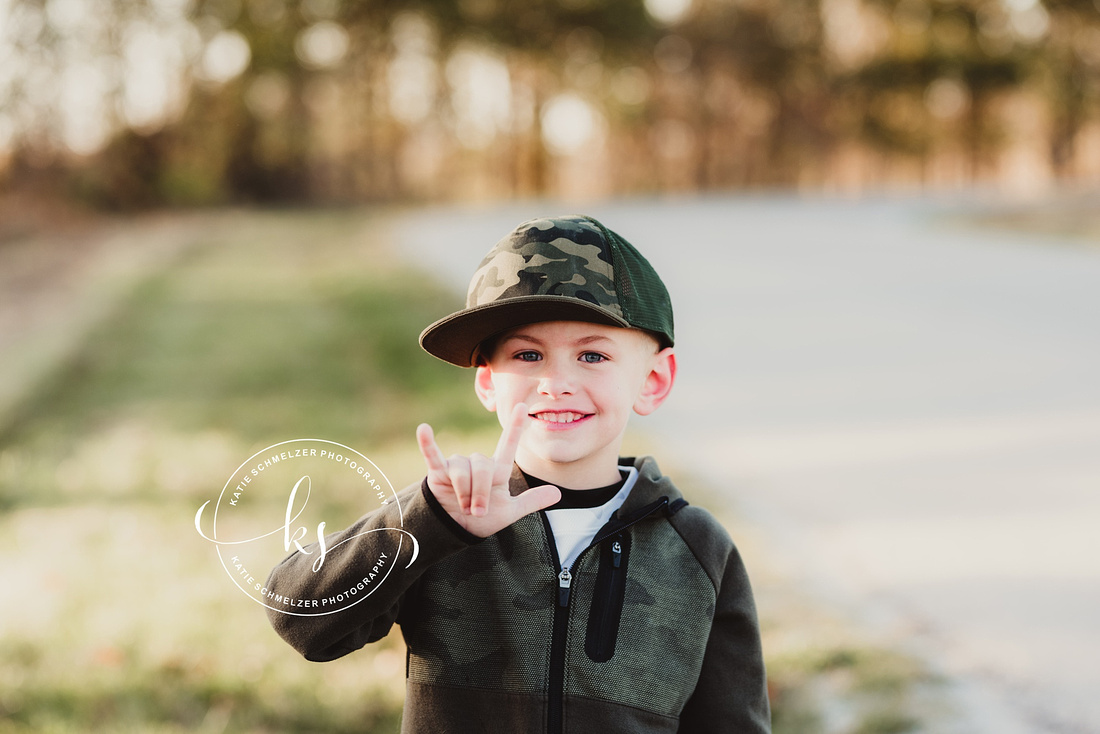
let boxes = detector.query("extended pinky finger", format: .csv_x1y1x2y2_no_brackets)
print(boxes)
416,424,449,482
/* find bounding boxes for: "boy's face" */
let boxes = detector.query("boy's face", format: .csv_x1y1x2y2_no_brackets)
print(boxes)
474,320,676,488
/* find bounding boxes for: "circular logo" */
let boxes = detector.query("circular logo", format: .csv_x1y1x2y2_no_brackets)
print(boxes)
195,439,417,616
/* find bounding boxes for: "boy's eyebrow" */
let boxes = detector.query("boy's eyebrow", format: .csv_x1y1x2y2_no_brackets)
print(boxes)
574,335,614,346
498,333,544,346
500,332,615,347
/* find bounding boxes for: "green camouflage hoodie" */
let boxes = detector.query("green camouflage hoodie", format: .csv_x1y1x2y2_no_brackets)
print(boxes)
266,456,771,733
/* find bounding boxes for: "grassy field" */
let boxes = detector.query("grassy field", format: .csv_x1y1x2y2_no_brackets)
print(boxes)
0,209,497,733
1,207,946,733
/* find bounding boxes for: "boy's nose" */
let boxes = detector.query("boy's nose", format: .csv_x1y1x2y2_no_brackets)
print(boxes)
537,369,574,397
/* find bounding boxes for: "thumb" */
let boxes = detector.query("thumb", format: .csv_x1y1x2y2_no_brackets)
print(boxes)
512,484,561,518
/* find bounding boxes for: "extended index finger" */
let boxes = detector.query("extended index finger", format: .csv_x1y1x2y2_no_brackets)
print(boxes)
492,402,529,468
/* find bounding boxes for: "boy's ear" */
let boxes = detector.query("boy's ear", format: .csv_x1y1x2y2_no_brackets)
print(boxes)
634,347,676,416
474,364,497,412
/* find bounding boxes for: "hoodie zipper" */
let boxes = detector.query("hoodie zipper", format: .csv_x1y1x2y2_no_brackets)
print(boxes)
545,513,569,734
557,566,572,606
544,497,669,734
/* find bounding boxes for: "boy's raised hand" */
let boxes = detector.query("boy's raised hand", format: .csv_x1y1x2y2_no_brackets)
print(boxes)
416,403,561,538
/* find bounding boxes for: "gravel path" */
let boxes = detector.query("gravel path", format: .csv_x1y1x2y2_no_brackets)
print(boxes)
391,195,1100,734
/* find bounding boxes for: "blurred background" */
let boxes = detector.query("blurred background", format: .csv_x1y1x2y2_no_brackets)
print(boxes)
2,0,1099,732
2,0,1100,205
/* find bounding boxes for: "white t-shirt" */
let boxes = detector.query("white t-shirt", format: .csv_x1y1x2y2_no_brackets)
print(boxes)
544,465,639,571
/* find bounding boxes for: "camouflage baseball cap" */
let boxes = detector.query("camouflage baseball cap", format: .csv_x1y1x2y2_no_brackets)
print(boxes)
419,215,674,367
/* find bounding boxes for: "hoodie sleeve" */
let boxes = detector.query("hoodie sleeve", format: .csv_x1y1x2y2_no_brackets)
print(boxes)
265,479,480,662
672,508,772,733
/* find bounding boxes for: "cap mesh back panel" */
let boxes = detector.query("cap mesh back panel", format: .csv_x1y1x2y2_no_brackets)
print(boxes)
605,227,675,347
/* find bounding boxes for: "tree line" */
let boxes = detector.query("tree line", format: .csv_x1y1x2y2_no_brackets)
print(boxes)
1,0,1098,208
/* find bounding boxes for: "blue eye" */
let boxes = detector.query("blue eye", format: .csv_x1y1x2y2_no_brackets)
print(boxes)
580,352,607,364
515,350,541,362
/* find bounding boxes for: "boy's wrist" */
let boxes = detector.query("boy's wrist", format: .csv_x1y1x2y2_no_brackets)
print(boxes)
420,478,485,546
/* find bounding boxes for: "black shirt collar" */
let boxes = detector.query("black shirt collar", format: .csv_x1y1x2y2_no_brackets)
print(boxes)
521,469,629,510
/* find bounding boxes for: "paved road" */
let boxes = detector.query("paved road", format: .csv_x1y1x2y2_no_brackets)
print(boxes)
392,195,1100,733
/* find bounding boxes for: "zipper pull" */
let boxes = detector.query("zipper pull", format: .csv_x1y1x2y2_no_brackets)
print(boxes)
557,567,572,607
611,541,622,568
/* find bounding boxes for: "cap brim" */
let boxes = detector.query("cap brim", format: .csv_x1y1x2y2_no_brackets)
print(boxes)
419,295,632,367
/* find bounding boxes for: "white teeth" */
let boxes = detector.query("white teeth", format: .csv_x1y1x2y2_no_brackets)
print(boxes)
534,412,582,423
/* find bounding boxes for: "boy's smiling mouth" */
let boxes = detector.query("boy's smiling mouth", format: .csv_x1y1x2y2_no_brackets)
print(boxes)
531,410,591,425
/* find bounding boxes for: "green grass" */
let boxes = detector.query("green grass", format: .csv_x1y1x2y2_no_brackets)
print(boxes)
765,643,934,734
0,209,495,511
0,208,495,733
1,649,402,734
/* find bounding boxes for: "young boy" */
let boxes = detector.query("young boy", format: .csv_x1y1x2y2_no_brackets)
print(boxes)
266,215,771,733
